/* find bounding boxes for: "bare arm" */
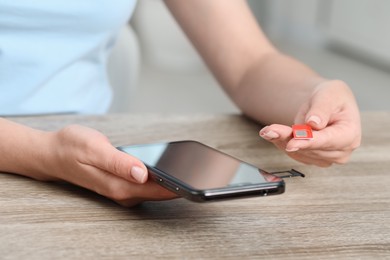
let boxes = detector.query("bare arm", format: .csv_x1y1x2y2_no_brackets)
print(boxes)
164,0,322,124
0,118,175,206
0,118,53,180
164,0,361,166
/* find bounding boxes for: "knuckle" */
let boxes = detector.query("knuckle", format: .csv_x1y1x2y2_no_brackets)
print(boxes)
317,161,333,168
334,156,350,165
57,124,81,140
83,137,96,154
110,156,128,178
116,199,143,208
104,182,133,201
350,139,361,151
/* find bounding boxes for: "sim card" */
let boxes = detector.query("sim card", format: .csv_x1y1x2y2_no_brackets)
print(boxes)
292,125,313,139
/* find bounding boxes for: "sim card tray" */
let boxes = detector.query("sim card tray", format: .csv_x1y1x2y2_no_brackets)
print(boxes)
270,169,305,179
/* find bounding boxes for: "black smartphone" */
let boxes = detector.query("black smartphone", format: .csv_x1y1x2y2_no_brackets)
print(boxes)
117,140,285,202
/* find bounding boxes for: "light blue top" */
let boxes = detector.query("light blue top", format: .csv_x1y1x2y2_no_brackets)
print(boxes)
0,0,137,115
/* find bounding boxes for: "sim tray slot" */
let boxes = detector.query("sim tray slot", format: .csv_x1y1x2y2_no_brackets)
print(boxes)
270,169,305,179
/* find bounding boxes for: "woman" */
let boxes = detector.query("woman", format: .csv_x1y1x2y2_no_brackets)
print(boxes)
0,0,361,206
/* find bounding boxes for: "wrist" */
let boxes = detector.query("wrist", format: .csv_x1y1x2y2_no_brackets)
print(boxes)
17,129,59,181
0,118,59,181
28,130,61,181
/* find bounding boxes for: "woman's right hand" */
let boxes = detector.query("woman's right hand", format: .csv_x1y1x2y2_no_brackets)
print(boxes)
259,80,361,167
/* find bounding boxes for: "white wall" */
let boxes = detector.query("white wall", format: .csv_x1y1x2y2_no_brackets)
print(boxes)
250,0,390,68
248,0,326,45
247,0,390,111
326,0,390,67
131,0,203,71
108,0,390,113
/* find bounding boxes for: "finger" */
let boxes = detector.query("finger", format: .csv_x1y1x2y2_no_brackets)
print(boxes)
259,125,333,166
284,150,334,167
259,124,293,150
304,104,332,132
86,142,148,184
288,148,351,165
286,123,355,152
303,81,347,130
115,180,179,207
77,163,177,206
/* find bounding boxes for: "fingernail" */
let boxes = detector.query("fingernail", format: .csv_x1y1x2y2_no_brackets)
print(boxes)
286,147,299,152
307,115,321,126
131,166,147,183
260,130,279,140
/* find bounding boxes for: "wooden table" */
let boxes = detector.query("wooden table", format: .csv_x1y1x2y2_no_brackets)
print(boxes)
1,112,389,259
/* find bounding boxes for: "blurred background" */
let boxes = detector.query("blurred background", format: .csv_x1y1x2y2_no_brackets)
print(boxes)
108,0,390,114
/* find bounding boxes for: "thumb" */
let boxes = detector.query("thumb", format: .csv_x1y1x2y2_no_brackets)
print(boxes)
110,150,148,184
304,97,334,131
92,145,148,184
303,80,350,130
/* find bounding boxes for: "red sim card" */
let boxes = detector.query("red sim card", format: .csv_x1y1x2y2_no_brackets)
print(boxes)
292,125,313,139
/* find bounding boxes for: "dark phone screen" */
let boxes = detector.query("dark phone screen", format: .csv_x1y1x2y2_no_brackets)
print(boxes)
119,141,282,190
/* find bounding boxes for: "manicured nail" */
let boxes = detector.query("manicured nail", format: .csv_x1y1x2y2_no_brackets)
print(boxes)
131,166,147,183
307,115,321,126
286,147,299,152
260,130,279,140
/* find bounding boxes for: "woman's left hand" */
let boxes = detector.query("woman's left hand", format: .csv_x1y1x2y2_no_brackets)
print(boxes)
259,80,361,167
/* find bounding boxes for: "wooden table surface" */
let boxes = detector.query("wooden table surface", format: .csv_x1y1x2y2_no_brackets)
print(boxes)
1,112,389,259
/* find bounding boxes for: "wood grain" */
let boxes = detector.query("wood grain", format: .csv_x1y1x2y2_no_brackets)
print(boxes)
1,112,389,259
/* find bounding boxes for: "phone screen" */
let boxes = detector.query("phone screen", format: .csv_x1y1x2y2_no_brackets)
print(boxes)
118,141,282,190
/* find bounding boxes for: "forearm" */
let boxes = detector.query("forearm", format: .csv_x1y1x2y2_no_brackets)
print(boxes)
164,0,276,95
0,118,55,180
164,0,326,125
165,0,360,168
0,118,175,205
232,51,326,125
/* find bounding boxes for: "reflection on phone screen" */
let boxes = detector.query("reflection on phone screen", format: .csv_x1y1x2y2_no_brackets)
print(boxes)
120,141,282,190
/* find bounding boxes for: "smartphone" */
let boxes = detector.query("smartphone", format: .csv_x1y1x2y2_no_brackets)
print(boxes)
117,140,285,202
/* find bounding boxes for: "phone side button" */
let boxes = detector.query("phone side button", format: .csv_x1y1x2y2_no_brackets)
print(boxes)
165,181,180,191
